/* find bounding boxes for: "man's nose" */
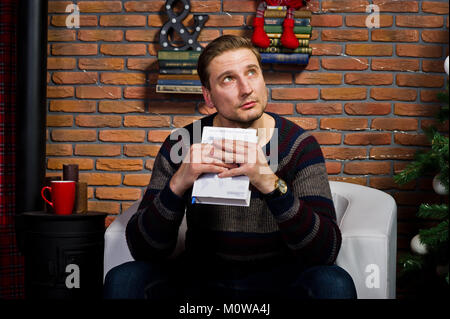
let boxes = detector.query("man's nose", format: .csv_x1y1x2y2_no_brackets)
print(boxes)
238,77,253,96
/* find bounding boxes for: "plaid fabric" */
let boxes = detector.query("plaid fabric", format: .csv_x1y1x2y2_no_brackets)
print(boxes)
0,0,25,299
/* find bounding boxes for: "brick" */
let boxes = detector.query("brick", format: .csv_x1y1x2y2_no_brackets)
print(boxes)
76,86,121,99
370,88,417,101
295,73,342,85
310,44,342,56
311,14,342,27
322,147,367,160
191,0,222,12
47,86,74,98
52,44,97,55
173,116,204,128
370,147,420,160
372,29,419,42
50,100,96,113
328,176,367,185
345,73,393,85
320,118,368,131
123,174,151,187
124,115,170,127
148,130,172,143
51,129,97,142
100,15,146,27
311,132,341,145
148,102,196,114
51,15,97,27
77,1,122,12
369,177,415,190
47,58,76,70
322,29,368,42
394,133,431,146
46,144,73,156
100,72,146,85
125,30,159,42
322,58,368,70
344,161,391,174
47,158,94,170
96,187,141,201
145,159,155,170
79,172,122,185
371,58,419,71
373,0,418,12
223,0,256,12
46,115,73,127
271,88,319,100
396,74,444,88
321,88,366,100
422,1,449,14
75,144,121,156
200,30,227,42
322,0,369,12
79,58,124,70
297,103,342,115
345,15,393,27
263,72,292,85
286,118,318,130
88,201,120,215
396,44,442,58
78,30,123,42
325,162,342,174
99,130,145,142
265,103,294,115
422,30,449,44
127,59,159,72
123,87,147,99
344,133,391,145
420,89,442,103
52,72,98,84
124,1,165,12
422,60,446,73
124,145,160,157
394,103,440,117
344,102,391,115
371,118,418,131
99,101,145,114
396,15,444,28
96,159,143,171
48,1,72,13
100,44,146,56
346,44,393,56
48,30,76,42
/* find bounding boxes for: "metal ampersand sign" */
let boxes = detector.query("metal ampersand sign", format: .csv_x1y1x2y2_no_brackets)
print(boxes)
159,0,208,51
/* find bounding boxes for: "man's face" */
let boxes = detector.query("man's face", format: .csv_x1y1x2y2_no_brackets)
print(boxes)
202,48,268,127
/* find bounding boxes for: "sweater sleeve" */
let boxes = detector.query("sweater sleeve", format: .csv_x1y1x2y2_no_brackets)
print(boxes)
265,132,341,266
125,138,187,261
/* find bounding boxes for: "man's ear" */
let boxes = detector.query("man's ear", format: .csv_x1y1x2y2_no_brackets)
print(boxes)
202,86,215,108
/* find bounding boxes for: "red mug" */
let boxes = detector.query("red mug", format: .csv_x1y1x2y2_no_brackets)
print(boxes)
41,181,76,215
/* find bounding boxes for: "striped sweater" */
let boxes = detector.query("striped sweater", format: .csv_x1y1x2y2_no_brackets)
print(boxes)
126,112,341,267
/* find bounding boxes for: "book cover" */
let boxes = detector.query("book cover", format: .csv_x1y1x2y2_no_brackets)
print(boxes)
158,60,198,68
264,9,312,19
159,68,198,75
157,79,202,86
267,33,310,39
264,25,312,34
264,17,310,26
191,126,258,207
156,85,202,94
269,38,309,47
157,50,201,61
260,53,310,64
258,46,312,54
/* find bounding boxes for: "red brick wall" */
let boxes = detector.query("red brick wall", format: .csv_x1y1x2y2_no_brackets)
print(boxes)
46,0,448,276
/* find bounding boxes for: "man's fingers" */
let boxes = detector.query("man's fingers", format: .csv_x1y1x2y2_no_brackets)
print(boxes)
217,166,246,178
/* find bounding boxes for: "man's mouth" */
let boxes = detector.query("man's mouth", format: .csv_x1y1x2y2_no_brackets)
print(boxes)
240,101,256,109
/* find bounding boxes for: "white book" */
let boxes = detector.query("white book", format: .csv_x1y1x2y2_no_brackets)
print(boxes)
191,126,257,206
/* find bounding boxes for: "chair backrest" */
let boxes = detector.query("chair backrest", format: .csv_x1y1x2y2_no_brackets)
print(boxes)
331,192,349,226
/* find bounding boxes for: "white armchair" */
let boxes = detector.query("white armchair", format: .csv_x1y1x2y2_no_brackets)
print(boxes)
104,181,397,299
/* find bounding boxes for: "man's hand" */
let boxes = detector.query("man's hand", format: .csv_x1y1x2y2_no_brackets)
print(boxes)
210,139,278,194
169,143,238,197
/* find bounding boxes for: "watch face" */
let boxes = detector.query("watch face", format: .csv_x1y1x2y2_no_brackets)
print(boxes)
278,179,288,194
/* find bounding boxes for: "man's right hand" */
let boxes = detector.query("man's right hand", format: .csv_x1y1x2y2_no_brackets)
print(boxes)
169,143,237,197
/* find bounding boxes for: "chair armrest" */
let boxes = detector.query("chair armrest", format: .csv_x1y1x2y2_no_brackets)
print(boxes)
330,181,397,299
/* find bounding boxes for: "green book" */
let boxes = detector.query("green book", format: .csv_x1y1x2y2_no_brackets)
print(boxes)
157,50,200,61
264,25,312,34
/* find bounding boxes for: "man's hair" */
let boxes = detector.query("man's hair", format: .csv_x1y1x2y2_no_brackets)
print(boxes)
197,35,262,90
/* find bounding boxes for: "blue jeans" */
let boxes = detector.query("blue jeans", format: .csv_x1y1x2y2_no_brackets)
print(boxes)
103,254,357,300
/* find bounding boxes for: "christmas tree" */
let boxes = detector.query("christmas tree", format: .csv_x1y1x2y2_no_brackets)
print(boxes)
394,56,449,291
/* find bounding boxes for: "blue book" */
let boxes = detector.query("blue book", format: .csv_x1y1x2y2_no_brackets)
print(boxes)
157,79,202,86
264,18,310,26
260,53,310,65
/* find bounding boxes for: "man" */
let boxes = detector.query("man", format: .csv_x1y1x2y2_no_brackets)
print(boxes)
103,35,356,300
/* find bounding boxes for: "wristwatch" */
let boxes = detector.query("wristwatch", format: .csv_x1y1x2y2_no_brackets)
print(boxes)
263,177,288,200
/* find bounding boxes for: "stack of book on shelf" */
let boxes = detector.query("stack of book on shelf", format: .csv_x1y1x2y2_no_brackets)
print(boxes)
156,50,202,94
261,6,312,65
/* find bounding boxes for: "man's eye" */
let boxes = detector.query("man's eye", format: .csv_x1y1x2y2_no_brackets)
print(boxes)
223,76,232,83
248,69,256,76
